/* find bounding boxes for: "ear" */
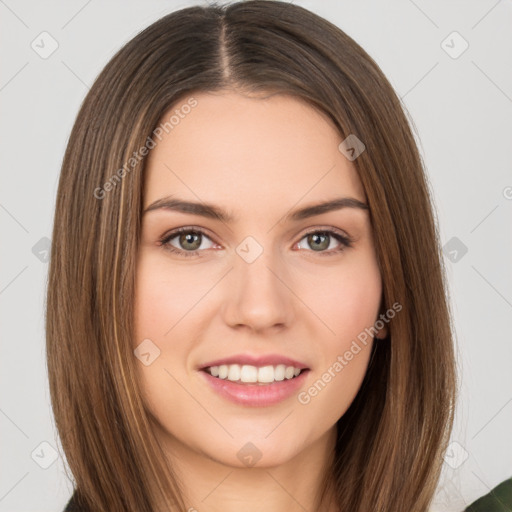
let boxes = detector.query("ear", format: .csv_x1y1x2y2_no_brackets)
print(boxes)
375,320,388,340
375,303,389,340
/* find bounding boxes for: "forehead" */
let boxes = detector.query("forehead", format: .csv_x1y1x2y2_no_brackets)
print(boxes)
143,91,366,213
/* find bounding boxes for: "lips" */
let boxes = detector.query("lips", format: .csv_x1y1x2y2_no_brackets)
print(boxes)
197,353,311,406
199,367,310,407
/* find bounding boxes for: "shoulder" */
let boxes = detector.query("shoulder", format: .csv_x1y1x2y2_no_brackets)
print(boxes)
62,490,85,512
464,477,512,511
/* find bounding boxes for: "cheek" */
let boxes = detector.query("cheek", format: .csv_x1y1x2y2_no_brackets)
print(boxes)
298,339,374,433
301,252,382,344
133,253,202,344
296,279,381,427
133,256,198,424
295,252,382,410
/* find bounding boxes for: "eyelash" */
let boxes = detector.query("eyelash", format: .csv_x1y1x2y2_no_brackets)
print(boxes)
157,226,353,258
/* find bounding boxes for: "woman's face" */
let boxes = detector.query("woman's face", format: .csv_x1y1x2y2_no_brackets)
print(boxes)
134,90,386,469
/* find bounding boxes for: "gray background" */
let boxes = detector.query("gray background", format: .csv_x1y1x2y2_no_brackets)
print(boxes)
1,1,511,511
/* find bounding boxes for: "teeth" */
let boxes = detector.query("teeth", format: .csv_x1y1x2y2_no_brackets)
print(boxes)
240,364,258,382
258,365,275,383
274,364,285,381
218,365,228,379
284,366,295,379
206,364,304,383
228,364,241,381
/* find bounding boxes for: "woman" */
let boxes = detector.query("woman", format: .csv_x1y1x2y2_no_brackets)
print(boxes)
47,1,457,510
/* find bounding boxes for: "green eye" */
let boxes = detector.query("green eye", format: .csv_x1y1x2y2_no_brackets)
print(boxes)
159,227,353,258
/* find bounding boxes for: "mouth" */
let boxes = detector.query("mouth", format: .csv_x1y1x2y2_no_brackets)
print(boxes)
202,363,307,385
198,363,311,407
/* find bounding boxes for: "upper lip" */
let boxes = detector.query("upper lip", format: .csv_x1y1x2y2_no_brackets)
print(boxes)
199,354,310,370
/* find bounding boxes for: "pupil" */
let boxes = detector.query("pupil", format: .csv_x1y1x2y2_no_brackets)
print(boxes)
310,233,328,251
182,232,200,250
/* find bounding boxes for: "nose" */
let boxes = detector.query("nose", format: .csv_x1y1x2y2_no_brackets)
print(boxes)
221,243,295,333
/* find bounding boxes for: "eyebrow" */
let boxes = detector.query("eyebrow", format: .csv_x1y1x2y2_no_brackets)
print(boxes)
142,196,368,223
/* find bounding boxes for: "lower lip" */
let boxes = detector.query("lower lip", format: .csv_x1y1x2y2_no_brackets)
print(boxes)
199,369,310,407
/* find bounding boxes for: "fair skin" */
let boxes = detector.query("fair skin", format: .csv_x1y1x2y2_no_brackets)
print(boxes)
134,90,387,512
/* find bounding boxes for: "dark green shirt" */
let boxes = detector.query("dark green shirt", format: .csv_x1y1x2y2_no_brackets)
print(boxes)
463,477,512,511
62,477,512,511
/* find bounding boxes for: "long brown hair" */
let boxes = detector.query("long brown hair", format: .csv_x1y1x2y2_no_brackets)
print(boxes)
46,1,457,510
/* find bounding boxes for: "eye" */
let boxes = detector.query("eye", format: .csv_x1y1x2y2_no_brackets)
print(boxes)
158,227,217,258
295,229,353,256
158,226,353,258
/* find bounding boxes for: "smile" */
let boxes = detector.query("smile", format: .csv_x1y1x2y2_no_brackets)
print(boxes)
205,363,303,384
199,365,310,407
